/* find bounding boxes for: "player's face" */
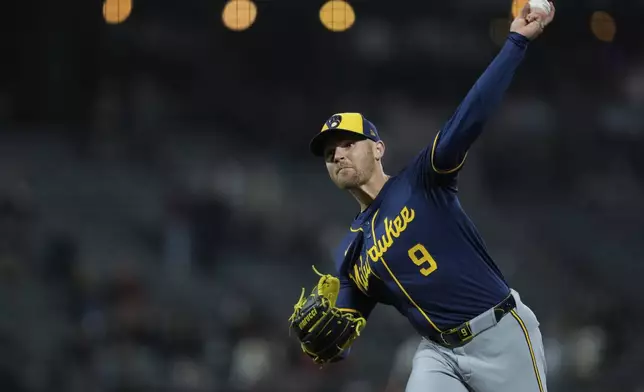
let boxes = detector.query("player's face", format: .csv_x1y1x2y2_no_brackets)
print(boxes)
323,134,378,189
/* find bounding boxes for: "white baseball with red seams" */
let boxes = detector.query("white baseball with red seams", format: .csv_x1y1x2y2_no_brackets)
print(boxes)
528,0,552,15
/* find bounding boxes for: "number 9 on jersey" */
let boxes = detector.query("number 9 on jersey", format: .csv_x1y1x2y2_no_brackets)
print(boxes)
408,244,438,276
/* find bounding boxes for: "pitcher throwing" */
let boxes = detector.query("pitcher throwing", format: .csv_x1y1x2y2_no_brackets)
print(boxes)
289,3,556,391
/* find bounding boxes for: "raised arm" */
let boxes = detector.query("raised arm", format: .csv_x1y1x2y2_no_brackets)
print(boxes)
431,2,555,173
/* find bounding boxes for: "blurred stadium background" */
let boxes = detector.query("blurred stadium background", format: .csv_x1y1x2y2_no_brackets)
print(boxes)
1,0,643,391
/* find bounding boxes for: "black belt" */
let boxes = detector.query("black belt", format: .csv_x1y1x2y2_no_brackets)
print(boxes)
432,293,517,348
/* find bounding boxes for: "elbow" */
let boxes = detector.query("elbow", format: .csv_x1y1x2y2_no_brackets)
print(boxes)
431,146,468,174
433,154,468,174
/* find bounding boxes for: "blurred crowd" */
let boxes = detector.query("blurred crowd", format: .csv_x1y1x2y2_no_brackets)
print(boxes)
1,0,644,391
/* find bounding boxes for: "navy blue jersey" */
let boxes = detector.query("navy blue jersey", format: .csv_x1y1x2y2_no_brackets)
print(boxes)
333,33,530,339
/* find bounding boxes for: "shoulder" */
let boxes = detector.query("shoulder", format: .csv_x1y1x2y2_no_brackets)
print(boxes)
396,144,459,191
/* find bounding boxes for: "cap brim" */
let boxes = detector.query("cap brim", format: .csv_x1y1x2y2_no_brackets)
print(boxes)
309,129,369,157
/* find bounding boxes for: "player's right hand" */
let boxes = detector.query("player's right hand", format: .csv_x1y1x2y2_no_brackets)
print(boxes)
510,1,555,40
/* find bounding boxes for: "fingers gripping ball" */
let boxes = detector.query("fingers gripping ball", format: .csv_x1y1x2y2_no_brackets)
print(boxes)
512,0,551,18
528,0,552,16
289,269,366,365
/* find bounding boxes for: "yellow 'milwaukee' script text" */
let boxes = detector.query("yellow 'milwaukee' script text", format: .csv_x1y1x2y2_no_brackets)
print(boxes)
350,206,416,294
367,206,415,263
351,256,374,293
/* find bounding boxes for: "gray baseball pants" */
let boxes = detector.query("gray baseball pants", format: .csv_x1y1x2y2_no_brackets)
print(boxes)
406,290,547,392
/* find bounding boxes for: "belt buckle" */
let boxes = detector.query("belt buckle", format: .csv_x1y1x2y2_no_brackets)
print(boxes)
438,297,514,348
439,332,451,347
439,322,473,348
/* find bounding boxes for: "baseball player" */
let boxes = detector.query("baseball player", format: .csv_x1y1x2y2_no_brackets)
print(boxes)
289,3,555,392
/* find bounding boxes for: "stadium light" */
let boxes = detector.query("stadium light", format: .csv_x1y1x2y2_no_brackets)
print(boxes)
103,0,132,24
320,0,355,32
590,11,616,42
511,0,528,18
222,0,257,31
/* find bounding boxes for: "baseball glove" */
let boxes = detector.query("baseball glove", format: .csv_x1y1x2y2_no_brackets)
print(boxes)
288,267,366,365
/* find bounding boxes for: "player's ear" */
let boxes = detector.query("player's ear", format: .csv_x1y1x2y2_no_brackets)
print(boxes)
374,141,385,161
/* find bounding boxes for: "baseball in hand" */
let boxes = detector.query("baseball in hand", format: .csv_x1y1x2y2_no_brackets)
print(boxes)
528,0,552,16
510,0,555,39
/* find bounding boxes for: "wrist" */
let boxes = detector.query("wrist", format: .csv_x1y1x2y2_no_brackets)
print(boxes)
507,32,530,48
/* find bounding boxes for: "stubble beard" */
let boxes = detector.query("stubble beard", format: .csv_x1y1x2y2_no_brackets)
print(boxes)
335,167,367,190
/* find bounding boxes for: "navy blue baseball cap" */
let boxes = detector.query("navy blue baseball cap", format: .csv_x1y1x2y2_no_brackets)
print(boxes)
310,112,381,156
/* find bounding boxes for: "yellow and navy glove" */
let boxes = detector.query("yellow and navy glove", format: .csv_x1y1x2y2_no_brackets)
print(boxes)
288,268,366,365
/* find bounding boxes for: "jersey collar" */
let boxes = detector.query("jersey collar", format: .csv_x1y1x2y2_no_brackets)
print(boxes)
349,176,395,232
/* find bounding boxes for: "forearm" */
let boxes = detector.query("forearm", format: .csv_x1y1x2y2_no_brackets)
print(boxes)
432,32,530,172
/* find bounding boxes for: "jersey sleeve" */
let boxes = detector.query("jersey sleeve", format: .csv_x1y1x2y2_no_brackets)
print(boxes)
335,274,377,319
331,273,376,362
404,144,458,191
420,33,530,181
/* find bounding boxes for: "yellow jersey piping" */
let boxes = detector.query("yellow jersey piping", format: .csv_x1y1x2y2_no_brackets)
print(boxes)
430,131,468,174
370,209,442,334
511,309,545,392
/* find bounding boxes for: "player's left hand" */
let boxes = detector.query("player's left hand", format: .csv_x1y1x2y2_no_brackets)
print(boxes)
510,1,555,40
288,271,366,365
